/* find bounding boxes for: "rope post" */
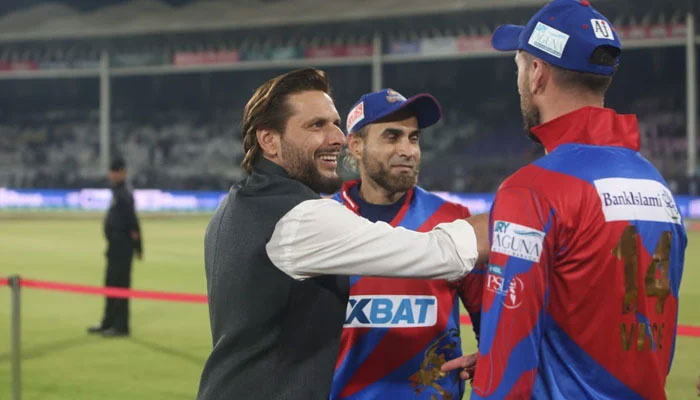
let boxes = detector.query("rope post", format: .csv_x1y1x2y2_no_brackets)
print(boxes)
8,275,21,400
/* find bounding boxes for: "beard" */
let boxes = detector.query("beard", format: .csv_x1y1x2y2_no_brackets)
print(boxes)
520,85,542,145
280,138,342,194
362,150,418,194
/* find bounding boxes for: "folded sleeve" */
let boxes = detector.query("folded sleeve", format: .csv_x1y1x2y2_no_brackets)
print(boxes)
266,198,479,281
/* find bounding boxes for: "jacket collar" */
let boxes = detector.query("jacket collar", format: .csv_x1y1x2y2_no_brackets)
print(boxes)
530,106,640,154
252,157,291,178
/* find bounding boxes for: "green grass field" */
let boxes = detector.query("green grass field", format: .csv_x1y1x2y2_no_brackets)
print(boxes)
0,213,698,399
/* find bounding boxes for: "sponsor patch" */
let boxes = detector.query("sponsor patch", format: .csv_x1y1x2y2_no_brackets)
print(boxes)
487,263,504,275
591,19,614,40
528,22,570,58
346,101,364,132
486,266,524,310
593,178,681,224
491,220,545,262
344,295,437,328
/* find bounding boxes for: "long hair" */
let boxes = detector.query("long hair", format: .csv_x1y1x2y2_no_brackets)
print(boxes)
240,68,331,174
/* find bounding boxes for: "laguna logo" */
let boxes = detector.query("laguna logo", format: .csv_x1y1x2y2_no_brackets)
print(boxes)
594,178,682,224
344,295,437,328
491,220,545,262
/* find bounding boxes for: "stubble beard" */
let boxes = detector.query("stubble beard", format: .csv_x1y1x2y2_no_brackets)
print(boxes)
520,87,542,145
361,150,418,195
280,138,342,194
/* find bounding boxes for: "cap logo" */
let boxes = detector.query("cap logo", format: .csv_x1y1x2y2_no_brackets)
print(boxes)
347,101,365,132
528,22,570,59
386,89,406,103
591,19,614,40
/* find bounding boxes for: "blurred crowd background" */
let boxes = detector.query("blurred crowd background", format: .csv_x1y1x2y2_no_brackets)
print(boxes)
0,0,696,194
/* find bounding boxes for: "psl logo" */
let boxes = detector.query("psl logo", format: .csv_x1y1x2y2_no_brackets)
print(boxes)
486,273,524,309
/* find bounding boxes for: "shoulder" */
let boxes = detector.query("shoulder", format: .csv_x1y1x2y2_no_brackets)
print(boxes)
414,186,471,218
242,171,319,206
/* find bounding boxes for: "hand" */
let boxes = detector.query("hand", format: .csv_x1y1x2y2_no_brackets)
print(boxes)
135,251,143,261
441,352,478,381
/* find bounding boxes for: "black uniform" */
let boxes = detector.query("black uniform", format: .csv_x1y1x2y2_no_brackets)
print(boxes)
197,158,349,400
101,181,142,333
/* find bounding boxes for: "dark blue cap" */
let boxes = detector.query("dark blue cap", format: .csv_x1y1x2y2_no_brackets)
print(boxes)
491,0,621,75
346,88,442,134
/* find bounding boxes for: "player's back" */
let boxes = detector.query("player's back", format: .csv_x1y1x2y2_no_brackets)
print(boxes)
523,142,687,399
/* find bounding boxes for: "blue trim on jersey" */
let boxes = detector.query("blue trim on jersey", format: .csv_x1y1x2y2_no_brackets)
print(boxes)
533,144,666,186
349,276,363,288
480,213,554,357
330,328,392,398
397,186,446,231
472,312,543,399
532,315,644,400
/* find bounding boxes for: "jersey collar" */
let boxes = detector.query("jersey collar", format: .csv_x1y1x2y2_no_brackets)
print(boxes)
530,106,640,154
339,179,414,227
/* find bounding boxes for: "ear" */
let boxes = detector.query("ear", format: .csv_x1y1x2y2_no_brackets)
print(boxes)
256,128,280,159
530,58,550,95
347,132,363,159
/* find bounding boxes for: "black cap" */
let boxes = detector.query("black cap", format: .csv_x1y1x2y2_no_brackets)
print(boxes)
109,158,126,171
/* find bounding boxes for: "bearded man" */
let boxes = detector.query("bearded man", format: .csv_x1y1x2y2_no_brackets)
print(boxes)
329,88,484,400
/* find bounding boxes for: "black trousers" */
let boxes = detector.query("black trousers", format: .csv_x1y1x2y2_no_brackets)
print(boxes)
101,242,133,332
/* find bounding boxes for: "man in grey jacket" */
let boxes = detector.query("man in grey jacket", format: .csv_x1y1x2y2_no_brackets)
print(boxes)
197,68,488,400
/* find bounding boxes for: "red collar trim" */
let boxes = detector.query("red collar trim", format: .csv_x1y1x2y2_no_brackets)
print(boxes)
339,179,414,227
340,179,361,214
530,107,640,154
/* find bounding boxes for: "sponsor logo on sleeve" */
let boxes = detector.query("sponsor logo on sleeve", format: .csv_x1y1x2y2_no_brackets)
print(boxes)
491,220,545,262
344,295,437,328
485,263,524,309
346,101,364,133
528,22,570,58
593,178,682,224
591,19,614,40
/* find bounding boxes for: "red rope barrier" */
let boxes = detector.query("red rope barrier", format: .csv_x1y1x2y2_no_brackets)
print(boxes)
1,277,207,303
1,277,699,337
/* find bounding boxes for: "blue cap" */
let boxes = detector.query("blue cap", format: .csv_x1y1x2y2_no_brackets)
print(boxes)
491,0,621,75
346,88,442,134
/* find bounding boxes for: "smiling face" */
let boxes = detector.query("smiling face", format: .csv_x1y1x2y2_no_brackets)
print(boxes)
351,112,421,195
277,90,345,194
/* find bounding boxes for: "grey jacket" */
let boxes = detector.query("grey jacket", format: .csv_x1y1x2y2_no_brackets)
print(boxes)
197,158,349,400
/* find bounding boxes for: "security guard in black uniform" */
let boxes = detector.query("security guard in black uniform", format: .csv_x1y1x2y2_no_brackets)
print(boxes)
88,158,143,337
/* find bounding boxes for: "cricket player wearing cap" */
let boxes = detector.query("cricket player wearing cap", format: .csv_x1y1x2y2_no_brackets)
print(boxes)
329,89,484,399
441,1,687,398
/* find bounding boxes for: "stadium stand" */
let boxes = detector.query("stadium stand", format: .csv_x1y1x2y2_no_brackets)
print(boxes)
0,0,696,193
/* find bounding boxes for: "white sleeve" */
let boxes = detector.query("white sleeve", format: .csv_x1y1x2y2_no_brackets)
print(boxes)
265,198,478,281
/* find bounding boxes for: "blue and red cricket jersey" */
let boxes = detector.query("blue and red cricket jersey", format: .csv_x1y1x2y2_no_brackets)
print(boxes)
473,107,687,399
330,179,484,399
